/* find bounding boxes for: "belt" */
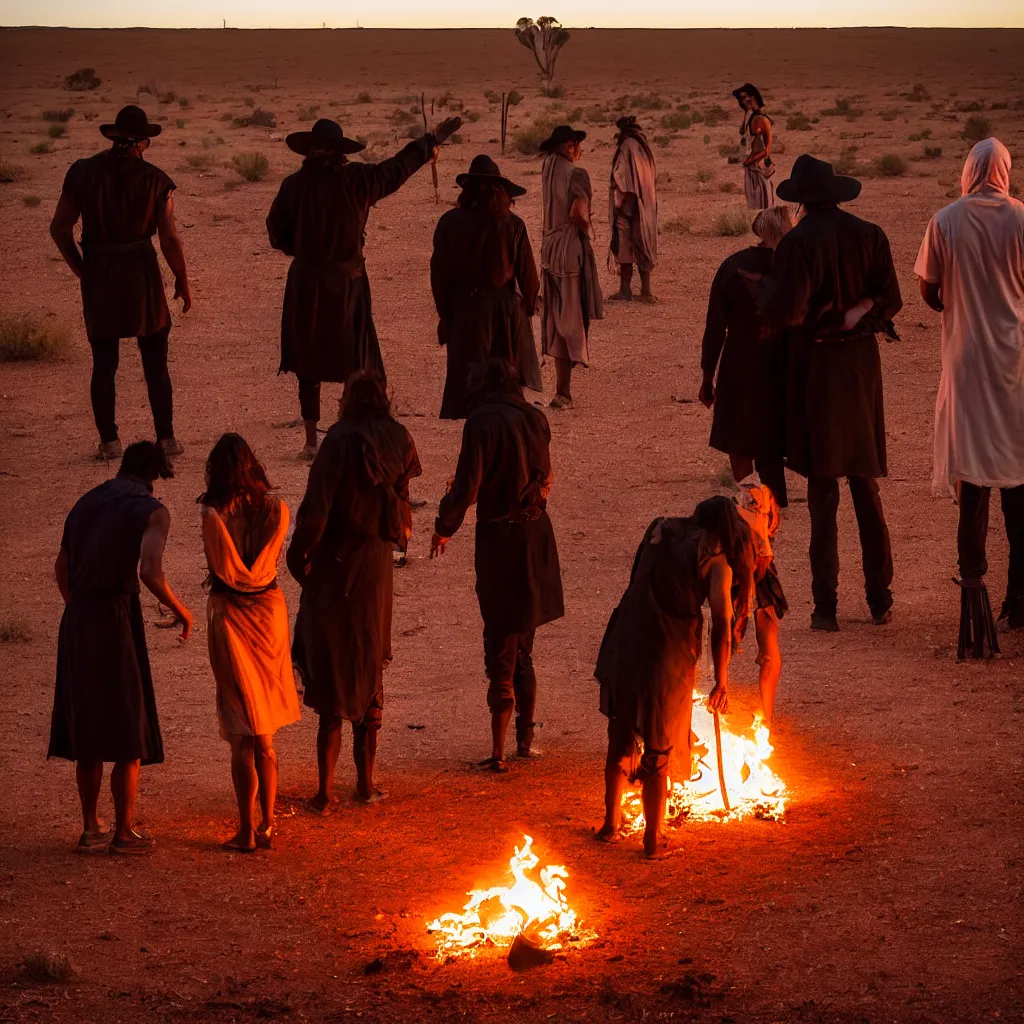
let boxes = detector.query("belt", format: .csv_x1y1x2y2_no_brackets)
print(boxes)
210,576,278,597
82,238,154,257
295,255,365,278
483,506,543,525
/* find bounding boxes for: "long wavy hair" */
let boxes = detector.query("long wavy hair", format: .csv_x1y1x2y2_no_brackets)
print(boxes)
197,433,271,511
457,182,512,216
694,495,756,627
340,370,392,424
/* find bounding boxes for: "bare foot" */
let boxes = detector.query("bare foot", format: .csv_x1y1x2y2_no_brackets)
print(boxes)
109,830,156,856
306,793,331,815
477,756,510,774
75,830,112,854
606,290,632,302
222,831,257,853
353,788,387,804
594,824,624,844
548,394,574,411
255,823,274,849
643,831,672,860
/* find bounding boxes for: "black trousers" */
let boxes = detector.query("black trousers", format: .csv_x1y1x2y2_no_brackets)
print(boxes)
298,376,321,423
88,328,173,443
957,482,1024,610
807,475,893,617
482,628,537,733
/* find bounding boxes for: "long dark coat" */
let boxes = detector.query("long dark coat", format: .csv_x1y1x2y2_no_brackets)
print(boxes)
701,245,786,463
435,391,564,635
287,416,421,721
430,204,542,419
61,149,175,340
759,206,902,480
48,478,165,765
267,137,434,384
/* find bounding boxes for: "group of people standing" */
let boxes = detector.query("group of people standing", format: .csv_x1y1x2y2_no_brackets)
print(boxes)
41,90,1024,858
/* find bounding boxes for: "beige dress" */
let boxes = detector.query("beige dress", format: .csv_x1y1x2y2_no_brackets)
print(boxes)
741,112,776,211
203,497,300,739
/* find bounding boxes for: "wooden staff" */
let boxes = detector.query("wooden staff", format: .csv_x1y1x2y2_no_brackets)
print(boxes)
422,91,439,203
713,710,731,814
501,92,508,155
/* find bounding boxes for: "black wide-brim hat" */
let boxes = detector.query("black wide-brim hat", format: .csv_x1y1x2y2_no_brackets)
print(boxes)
732,83,765,109
776,153,862,204
100,104,161,141
538,124,587,153
455,154,526,198
286,118,365,156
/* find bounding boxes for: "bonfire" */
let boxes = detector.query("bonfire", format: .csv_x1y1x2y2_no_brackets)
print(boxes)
427,834,592,959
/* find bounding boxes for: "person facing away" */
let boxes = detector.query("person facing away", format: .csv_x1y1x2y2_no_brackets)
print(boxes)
594,497,755,859
607,115,658,303
199,433,300,852
733,83,777,211
539,124,604,410
286,371,422,811
49,441,193,855
49,105,191,462
431,358,565,772
756,154,903,632
430,154,542,420
699,205,795,507
267,115,462,460
914,138,1024,658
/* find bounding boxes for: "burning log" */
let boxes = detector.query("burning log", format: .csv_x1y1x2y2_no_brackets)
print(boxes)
507,933,556,971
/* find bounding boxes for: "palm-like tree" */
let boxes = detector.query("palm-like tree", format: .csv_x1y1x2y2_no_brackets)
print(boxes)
514,17,571,86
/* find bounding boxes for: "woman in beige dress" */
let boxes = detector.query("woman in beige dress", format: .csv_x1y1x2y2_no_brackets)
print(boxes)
199,433,300,852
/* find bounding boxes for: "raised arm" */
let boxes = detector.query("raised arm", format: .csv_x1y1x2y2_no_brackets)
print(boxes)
156,192,191,312
358,116,462,207
49,191,84,280
431,420,485,555
139,505,192,640
286,434,345,583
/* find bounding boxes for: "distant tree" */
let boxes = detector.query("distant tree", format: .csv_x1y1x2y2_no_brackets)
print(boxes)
514,17,571,86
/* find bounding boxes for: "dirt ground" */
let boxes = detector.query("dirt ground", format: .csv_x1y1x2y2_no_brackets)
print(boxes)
1,26,1022,1024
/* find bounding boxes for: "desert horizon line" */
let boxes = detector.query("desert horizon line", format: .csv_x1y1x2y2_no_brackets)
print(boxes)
1,22,1021,30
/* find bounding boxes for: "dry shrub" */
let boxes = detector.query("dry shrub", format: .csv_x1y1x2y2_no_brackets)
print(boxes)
513,118,558,155
483,89,501,104
821,96,863,119
903,83,930,102
232,151,270,182
834,146,858,174
43,108,74,122
714,209,750,237
0,618,32,643
175,119,186,129
48,124,66,138
0,316,69,362
541,84,565,99
63,68,100,91
178,96,190,109
703,104,729,127
506,89,523,107
787,113,812,131
584,105,609,124
663,215,692,235
297,103,320,121
912,146,943,161
653,135,672,148
21,951,74,982
0,159,23,182
874,153,907,177
23,195,41,207
696,168,713,183
389,108,416,126
879,107,902,121
615,92,666,112
185,152,214,171
356,91,373,104
247,107,276,128
30,142,53,155
953,99,984,112
962,115,992,142
564,107,582,122
661,111,691,130
908,129,932,141
718,181,738,193
243,96,256,108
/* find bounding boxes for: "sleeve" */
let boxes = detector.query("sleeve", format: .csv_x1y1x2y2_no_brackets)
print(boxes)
266,179,295,256
514,218,541,311
913,214,943,284
568,166,591,203
700,260,730,375
285,434,345,583
435,420,485,538
868,229,903,321
354,135,435,208
59,161,83,211
759,233,815,329
627,518,663,586
429,216,451,323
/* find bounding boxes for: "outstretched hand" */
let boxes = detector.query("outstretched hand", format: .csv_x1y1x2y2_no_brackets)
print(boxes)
433,116,463,145
430,532,450,559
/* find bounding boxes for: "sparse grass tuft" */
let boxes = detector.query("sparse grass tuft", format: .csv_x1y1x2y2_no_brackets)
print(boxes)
874,153,907,177
175,119,186,129
0,316,69,362
21,951,74,982
903,83,930,102
185,152,215,171
879,107,902,121
615,93,666,112
787,113,812,131
714,209,750,237
663,215,692,235
232,152,270,182
696,168,713,183
389,108,416,126
962,115,992,142
506,89,523,107
821,96,863,119
513,118,558,155
63,68,100,91
718,181,738,193
483,90,501,104
24,195,41,207
0,618,32,643
297,103,321,121
661,111,691,130
908,129,932,141
30,142,53,155
834,146,858,174
43,108,74,122
47,124,66,139
0,159,23,182
356,91,373,104
541,84,565,99
243,96,256,108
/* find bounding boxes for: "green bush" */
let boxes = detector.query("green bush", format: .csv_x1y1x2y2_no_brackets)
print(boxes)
714,209,750,237
962,115,991,142
43,108,74,122
874,153,907,177
0,316,69,362
232,151,270,182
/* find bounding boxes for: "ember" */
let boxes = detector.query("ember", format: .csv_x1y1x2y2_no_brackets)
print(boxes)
621,701,787,829
427,834,593,957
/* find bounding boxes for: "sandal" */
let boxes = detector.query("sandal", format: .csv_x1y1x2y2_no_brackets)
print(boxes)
75,830,112,854
222,834,257,853
109,831,156,856
477,756,510,774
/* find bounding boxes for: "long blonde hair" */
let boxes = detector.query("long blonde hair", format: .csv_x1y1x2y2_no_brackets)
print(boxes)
752,206,794,249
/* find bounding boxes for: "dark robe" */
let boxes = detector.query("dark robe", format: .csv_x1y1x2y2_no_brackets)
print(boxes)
61,149,175,340
48,478,164,764
430,204,542,419
267,137,435,384
287,416,421,721
701,245,785,463
435,391,564,634
758,206,902,480
595,517,713,770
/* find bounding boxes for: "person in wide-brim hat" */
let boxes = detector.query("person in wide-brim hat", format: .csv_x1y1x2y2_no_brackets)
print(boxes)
286,118,365,157
732,83,765,110
538,125,587,153
99,104,162,141
776,153,861,205
455,154,526,198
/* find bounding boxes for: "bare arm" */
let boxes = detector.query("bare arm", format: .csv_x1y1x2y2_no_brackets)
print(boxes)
919,277,943,313
155,193,192,312
139,505,193,639
49,192,84,280
706,556,734,712
55,548,70,605
744,115,771,166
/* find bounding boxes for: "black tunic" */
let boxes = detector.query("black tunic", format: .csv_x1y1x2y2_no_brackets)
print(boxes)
287,416,421,721
701,245,785,462
48,478,164,764
435,391,564,635
758,206,902,479
430,205,542,419
267,137,435,384
61,149,175,340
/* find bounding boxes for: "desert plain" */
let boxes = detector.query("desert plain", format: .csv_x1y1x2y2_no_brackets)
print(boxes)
0,24,1022,1024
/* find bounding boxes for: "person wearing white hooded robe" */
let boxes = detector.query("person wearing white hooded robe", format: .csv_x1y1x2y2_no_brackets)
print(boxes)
914,137,1024,656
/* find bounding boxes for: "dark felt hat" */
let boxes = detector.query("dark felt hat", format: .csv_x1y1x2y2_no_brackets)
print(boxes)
286,118,365,156
455,154,526,198
100,105,162,141
615,114,642,132
732,83,765,109
538,124,587,153
776,153,862,204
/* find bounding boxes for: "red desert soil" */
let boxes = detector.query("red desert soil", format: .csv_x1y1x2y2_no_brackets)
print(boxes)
0,26,1022,1023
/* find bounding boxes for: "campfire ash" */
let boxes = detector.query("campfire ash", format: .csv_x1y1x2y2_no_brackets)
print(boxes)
427,835,594,959
621,702,787,829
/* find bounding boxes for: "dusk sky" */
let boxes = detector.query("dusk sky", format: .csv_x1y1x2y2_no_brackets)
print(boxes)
2,0,1020,27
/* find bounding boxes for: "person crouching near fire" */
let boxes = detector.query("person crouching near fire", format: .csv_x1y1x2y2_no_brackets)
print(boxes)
594,497,755,857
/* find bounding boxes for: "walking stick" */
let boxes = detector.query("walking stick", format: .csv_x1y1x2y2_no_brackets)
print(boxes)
422,91,439,204
713,709,731,814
